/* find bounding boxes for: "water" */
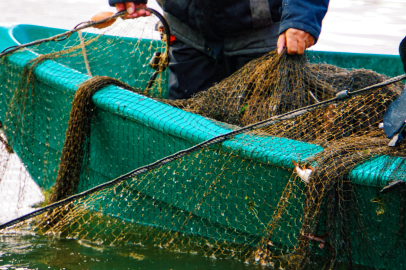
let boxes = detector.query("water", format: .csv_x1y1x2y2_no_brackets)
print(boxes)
314,0,406,55
1,0,406,269
1,233,265,270
1,0,406,54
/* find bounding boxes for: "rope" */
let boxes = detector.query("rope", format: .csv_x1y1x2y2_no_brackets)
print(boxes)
78,31,92,77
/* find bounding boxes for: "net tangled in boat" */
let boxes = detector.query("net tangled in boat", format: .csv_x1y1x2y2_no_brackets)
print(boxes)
1,10,406,270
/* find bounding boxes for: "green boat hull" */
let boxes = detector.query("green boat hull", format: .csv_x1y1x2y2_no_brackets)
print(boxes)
1,24,405,268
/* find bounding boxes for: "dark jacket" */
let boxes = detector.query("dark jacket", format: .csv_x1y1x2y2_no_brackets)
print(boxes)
109,0,329,57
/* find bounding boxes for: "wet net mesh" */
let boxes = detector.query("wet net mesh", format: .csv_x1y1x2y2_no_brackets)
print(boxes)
1,10,406,269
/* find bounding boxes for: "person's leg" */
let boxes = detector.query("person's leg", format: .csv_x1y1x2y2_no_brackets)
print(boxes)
168,39,228,100
225,52,268,75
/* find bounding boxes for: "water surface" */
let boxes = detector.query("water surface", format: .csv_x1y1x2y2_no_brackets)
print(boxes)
1,232,265,270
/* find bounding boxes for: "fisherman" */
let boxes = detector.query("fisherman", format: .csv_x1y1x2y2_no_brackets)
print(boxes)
109,0,330,99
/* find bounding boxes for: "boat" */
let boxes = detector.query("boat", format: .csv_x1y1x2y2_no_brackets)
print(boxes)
0,22,406,269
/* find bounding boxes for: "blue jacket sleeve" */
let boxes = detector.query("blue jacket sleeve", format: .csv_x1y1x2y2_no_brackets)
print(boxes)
279,0,329,43
109,0,147,7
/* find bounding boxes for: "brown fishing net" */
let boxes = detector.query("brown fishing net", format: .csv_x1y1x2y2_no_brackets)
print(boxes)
1,10,406,270
166,50,402,129
50,76,136,203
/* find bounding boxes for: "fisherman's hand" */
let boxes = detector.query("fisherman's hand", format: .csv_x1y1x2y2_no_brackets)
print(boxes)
115,2,151,19
277,28,315,55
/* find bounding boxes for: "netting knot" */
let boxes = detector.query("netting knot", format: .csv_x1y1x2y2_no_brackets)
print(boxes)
335,90,350,100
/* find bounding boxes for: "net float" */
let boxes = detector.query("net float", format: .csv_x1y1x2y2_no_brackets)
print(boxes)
90,11,116,29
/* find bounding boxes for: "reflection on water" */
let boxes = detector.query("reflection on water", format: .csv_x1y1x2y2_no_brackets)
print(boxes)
1,0,406,55
313,0,406,54
0,232,264,270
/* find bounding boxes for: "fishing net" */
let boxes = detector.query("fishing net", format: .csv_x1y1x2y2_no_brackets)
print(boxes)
1,10,406,269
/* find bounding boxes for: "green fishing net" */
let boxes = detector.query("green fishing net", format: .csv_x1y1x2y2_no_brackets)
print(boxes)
1,10,406,270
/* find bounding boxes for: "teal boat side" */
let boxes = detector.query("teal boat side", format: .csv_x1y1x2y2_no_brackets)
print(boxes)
0,36,313,249
1,24,406,266
308,50,404,78
1,47,316,245
0,25,18,52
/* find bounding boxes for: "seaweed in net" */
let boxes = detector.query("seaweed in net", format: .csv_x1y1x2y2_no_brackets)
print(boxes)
50,76,137,203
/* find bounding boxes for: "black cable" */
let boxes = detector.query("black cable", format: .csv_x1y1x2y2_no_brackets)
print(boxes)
145,70,160,92
0,45,19,54
1,73,405,231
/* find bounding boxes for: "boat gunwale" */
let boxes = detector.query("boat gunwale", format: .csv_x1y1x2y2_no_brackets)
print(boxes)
0,23,403,189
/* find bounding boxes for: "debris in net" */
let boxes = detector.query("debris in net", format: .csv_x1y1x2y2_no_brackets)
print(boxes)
291,159,313,184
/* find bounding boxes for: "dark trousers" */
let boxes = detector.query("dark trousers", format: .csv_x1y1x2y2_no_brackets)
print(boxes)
167,39,267,100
